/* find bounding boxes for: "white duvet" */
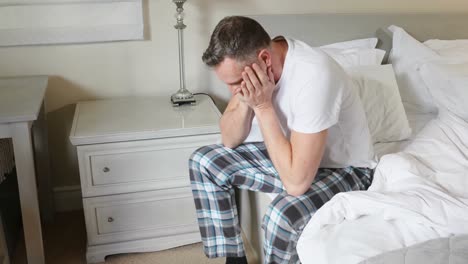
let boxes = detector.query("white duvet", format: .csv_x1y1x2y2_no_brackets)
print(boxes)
297,112,468,264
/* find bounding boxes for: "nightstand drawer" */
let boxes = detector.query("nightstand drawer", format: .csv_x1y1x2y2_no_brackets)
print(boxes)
90,146,194,186
77,134,220,197
83,187,200,246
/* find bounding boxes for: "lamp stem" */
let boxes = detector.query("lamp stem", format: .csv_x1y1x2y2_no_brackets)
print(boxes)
177,25,186,92
171,0,195,106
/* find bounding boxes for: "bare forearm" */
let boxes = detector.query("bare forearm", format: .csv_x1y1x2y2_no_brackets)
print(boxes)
255,106,325,196
220,97,253,148
254,107,299,190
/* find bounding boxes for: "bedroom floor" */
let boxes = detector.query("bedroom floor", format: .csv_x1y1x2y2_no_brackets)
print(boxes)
12,210,225,264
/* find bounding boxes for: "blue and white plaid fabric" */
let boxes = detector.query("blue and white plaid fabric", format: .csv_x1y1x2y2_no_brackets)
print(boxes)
189,142,373,264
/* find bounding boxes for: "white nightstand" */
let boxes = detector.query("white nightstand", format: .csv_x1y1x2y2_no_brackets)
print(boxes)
69,94,221,263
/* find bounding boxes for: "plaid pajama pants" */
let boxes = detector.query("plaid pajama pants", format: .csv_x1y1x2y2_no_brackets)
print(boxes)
189,142,373,264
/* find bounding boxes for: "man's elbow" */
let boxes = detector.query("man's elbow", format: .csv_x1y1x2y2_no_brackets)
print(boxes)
284,170,318,197
221,137,241,149
223,142,238,149
284,183,310,197
221,134,246,149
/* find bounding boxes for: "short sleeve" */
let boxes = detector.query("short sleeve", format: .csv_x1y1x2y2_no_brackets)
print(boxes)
290,67,344,134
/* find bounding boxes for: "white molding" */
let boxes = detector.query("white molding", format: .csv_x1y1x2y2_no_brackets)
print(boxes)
86,232,201,264
0,0,143,46
0,0,129,5
53,185,83,212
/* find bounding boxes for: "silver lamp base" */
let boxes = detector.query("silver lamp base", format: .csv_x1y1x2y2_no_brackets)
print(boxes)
171,90,196,106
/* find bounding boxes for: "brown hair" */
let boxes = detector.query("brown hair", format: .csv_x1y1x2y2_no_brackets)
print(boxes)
202,16,271,67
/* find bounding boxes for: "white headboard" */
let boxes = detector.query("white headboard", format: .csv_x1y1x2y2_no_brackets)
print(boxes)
249,13,468,60
211,13,468,110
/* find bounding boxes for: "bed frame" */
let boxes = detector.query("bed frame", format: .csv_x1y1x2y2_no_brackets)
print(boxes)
238,12,468,264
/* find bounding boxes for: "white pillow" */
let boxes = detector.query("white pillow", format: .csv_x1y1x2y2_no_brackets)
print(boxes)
388,25,439,114
320,38,378,50
419,61,468,121
323,48,386,67
424,39,468,58
389,26,468,114
347,64,412,143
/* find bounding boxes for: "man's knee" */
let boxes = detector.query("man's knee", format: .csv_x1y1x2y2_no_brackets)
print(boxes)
189,144,226,180
189,144,225,165
262,193,311,234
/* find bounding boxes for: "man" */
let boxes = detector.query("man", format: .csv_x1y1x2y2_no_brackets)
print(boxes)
189,16,375,264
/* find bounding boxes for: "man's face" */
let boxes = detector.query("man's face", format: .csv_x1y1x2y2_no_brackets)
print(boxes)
214,57,250,95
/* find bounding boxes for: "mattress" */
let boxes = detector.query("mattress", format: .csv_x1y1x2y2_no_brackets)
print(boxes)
359,234,468,264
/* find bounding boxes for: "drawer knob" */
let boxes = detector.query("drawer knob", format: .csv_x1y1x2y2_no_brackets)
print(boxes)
108,217,114,223
103,167,110,173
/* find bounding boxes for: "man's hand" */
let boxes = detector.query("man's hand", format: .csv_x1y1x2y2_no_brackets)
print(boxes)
238,61,275,111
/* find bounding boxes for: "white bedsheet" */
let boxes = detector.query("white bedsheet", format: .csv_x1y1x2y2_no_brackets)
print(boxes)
297,112,468,264
373,112,435,158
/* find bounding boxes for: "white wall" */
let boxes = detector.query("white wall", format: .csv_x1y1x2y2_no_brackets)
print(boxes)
2,0,468,113
1,0,468,198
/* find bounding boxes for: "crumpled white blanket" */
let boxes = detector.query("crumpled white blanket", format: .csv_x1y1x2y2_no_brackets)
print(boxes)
297,112,468,264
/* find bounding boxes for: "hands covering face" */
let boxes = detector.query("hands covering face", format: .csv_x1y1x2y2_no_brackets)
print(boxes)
234,60,275,111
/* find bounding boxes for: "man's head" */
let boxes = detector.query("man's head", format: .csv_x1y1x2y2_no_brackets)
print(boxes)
202,16,272,93
202,16,271,67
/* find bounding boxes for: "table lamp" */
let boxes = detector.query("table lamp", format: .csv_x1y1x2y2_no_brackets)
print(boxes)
171,0,196,106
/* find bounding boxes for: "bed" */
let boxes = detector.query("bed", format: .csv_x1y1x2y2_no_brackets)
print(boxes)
237,13,468,264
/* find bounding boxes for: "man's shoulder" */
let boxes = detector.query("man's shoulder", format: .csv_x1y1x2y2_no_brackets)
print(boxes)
282,37,349,93
287,38,328,57
287,53,339,84
287,40,335,72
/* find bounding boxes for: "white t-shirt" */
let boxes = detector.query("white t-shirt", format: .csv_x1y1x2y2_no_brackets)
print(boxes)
244,37,376,169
